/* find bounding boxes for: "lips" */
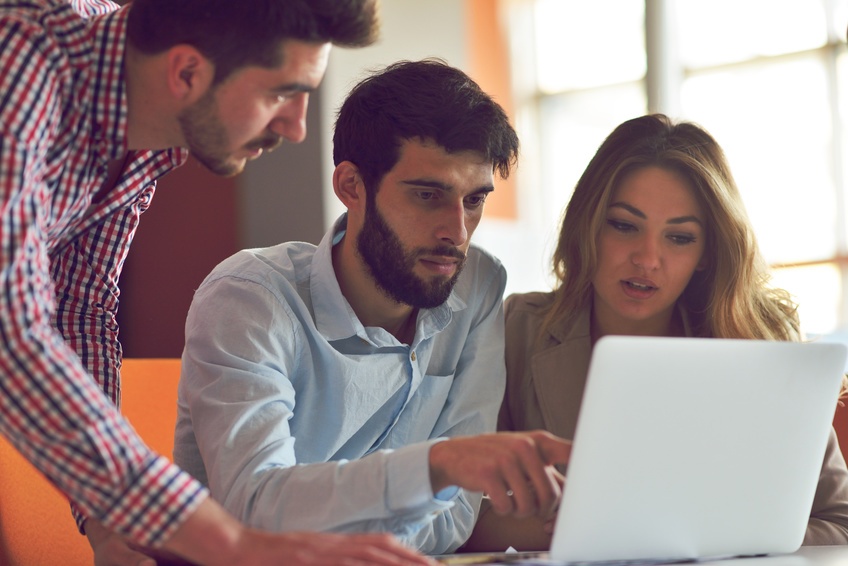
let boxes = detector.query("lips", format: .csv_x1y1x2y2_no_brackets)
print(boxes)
244,136,283,155
621,277,658,299
624,279,656,291
420,256,460,276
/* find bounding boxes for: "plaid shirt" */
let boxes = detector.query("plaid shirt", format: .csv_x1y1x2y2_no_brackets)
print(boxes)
0,0,206,547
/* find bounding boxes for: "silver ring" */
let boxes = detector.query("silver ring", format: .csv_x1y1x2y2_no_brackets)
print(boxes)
506,489,514,497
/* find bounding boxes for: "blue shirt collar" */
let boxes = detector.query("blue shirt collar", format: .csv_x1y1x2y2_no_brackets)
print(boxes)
310,214,466,345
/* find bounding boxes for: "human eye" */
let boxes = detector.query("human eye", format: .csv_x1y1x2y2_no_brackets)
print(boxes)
606,218,635,233
464,193,489,209
271,90,296,103
668,233,697,246
415,190,437,201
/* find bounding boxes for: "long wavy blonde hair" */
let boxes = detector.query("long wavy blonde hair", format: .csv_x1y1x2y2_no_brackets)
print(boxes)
543,114,799,341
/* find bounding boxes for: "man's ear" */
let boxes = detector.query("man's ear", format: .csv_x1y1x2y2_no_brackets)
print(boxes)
333,161,367,211
166,45,214,103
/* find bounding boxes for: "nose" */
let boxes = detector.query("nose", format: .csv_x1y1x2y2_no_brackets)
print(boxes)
269,92,309,143
436,201,469,247
631,236,661,271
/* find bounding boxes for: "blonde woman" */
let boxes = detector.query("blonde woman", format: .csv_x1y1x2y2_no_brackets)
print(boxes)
465,114,848,551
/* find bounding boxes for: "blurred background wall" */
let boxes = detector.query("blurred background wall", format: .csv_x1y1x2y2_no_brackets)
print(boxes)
118,1,504,356
119,0,848,356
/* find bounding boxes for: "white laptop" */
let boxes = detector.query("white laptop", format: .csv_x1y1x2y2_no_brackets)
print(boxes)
547,336,847,564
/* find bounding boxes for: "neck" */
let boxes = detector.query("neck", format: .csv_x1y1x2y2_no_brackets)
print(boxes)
387,309,419,345
332,234,417,343
124,44,183,150
590,302,682,344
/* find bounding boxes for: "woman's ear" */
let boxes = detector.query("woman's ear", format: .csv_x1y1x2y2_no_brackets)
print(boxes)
333,161,366,211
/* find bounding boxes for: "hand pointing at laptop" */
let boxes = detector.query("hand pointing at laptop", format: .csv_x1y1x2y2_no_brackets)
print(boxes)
429,430,571,519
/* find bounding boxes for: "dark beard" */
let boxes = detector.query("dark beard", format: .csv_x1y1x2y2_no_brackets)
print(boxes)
178,90,281,177
356,200,466,309
178,90,238,176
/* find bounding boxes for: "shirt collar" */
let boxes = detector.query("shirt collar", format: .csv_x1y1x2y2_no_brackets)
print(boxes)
310,214,462,344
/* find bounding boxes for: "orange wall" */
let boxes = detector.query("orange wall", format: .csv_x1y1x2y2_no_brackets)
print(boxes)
465,0,517,220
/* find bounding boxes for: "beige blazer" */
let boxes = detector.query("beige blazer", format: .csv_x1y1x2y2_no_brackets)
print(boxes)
500,291,848,545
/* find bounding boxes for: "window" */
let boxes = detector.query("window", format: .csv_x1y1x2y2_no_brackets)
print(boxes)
488,0,848,336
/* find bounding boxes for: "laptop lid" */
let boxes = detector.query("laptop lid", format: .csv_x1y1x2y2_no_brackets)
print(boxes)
549,336,847,564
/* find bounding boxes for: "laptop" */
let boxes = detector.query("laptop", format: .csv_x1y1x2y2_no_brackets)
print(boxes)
547,336,847,564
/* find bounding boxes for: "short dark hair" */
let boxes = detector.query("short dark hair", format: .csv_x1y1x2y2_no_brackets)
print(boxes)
333,59,519,195
127,0,380,84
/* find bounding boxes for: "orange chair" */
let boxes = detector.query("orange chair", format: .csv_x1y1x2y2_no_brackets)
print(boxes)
0,359,183,566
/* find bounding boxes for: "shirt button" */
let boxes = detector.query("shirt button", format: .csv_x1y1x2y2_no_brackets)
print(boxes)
411,351,417,362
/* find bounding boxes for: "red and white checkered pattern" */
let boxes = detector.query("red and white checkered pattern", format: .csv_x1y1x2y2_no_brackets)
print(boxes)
0,0,206,547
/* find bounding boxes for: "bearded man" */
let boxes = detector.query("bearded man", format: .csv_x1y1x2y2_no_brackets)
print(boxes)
173,59,570,555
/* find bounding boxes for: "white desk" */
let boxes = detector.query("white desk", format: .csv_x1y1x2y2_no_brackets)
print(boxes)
693,546,848,565
438,546,848,565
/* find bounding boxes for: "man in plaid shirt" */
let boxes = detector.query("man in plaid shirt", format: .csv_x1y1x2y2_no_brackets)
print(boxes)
0,0,434,564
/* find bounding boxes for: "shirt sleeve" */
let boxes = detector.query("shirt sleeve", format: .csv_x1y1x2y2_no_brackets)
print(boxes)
0,18,206,548
804,428,848,544
178,277,447,534
178,259,507,553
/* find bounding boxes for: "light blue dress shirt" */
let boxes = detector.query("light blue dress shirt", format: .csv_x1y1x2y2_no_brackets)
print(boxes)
173,215,507,553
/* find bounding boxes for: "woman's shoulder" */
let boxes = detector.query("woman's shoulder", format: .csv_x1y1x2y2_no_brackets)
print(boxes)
504,291,557,345
504,290,556,318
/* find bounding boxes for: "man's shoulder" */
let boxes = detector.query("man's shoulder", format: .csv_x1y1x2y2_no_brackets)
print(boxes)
0,0,115,17
201,241,317,291
450,243,507,302
0,2,60,53
0,0,56,14
0,0,93,140
0,0,113,59
464,243,506,280
1,1,78,32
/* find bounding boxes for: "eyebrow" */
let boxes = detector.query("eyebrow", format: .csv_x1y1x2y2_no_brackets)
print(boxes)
609,202,703,226
271,82,317,94
400,179,495,194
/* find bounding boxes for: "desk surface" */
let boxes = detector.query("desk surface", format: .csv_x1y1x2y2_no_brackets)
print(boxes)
438,546,848,565
689,546,848,566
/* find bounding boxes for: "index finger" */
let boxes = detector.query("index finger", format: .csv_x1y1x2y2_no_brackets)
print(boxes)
534,433,572,466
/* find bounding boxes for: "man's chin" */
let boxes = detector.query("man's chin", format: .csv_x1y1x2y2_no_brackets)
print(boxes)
224,159,248,177
410,281,457,309
194,155,246,177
